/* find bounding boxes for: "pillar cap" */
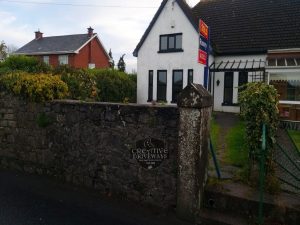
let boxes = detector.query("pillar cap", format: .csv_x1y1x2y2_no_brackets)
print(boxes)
177,83,212,108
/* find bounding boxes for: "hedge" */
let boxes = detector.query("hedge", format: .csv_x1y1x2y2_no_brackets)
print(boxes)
0,72,68,102
0,56,136,103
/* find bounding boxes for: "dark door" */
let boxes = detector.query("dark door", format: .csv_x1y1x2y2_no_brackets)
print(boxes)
223,72,234,104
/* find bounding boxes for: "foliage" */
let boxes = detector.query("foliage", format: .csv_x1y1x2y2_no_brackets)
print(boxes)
239,82,279,174
0,55,51,74
117,54,126,72
92,69,136,103
53,66,98,100
0,57,136,103
0,72,68,102
108,49,115,69
210,117,220,148
225,120,248,167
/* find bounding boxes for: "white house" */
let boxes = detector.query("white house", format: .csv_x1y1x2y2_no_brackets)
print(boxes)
133,0,300,120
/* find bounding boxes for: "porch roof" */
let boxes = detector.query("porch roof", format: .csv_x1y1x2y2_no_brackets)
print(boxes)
209,59,266,72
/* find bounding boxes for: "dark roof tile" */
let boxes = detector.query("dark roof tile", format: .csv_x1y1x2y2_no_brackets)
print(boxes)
192,0,300,54
15,34,93,55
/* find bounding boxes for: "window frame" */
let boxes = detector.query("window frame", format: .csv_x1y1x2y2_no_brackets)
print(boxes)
159,33,183,53
157,70,167,102
172,70,183,103
148,70,153,102
188,69,193,85
43,55,49,65
58,55,68,65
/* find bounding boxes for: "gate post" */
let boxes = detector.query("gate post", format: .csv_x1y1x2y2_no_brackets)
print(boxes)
176,84,212,222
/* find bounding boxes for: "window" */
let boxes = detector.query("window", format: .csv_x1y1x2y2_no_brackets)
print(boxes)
58,55,68,65
270,73,300,101
172,70,183,103
238,71,248,92
223,72,234,104
43,56,49,65
148,70,153,101
88,63,95,69
157,70,167,101
188,69,193,84
159,33,183,53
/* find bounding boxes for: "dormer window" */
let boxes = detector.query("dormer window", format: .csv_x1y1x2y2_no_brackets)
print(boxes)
159,33,183,53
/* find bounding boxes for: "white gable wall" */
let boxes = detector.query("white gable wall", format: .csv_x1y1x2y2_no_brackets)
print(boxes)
137,0,208,104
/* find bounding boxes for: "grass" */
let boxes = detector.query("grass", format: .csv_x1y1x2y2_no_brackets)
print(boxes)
210,118,220,148
224,120,248,167
287,129,300,152
210,116,248,167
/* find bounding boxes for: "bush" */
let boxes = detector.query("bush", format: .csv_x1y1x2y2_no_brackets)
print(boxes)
0,61,137,103
239,82,279,181
53,66,98,100
239,82,279,158
92,69,136,103
0,55,51,74
0,72,68,102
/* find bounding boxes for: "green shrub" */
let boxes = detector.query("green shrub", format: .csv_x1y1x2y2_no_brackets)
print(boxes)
0,55,51,74
55,67,98,100
92,69,136,103
0,72,68,102
239,83,279,158
239,82,279,181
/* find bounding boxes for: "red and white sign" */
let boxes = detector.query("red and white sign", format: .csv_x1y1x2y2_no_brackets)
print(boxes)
199,20,209,40
198,19,209,65
198,49,207,65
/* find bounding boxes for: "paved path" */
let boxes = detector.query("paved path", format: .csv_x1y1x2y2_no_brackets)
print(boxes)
0,170,191,225
210,112,240,179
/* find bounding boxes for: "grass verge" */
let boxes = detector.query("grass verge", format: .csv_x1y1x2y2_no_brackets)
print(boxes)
210,118,220,148
287,130,300,152
224,120,248,167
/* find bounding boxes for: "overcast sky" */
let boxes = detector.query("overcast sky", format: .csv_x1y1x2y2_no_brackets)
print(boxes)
0,0,200,72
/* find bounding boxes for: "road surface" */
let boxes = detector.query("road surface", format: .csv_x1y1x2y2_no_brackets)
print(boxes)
0,170,191,225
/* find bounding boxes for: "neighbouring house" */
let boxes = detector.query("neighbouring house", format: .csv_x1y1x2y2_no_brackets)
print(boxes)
133,0,300,121
15,27,110,69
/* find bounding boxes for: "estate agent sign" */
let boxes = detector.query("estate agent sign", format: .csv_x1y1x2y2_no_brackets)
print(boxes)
198,19,210,89
131,137,168,169
198,19,209,65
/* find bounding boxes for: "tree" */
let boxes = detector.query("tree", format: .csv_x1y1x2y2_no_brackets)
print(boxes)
108,49,115,69
117,54,126,72
0,41,8,61
6,44,18,55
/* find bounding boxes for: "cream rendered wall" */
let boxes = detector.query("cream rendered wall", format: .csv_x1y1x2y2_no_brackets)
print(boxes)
212,54,266,112
136,0,208,104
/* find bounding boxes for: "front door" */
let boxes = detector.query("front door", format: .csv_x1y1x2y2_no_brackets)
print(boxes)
223,72,234,105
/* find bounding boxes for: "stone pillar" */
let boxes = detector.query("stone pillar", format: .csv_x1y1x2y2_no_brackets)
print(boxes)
176,84,212,222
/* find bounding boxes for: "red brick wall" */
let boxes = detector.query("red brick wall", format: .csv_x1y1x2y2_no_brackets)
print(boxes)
72,38,110,69
49,55,58,67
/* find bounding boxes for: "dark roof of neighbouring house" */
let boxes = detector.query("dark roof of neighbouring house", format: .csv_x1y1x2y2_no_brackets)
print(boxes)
15,34,97,55
133,0,300,57
193,0,300,55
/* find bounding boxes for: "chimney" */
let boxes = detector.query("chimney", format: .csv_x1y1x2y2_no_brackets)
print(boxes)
87,26,94,37
35,30,43,40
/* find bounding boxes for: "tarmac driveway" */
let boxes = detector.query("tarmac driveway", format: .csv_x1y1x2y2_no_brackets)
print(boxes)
0,170,190,225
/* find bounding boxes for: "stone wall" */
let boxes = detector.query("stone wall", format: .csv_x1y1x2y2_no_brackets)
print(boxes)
0,93,179,208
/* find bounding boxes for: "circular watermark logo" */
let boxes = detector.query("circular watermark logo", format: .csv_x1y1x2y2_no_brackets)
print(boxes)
131,137,168,169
